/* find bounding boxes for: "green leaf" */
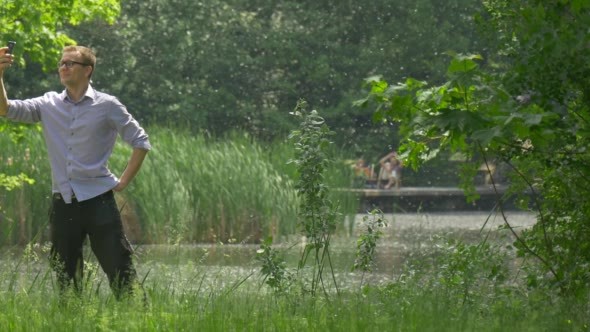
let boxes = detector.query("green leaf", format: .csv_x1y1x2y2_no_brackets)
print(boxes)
447,54,482,74
435,108,485,132
352,97,369,108
364,75,383,85
522,113,544,126
471,126,504,145
370,80,388,94
405,77,427,90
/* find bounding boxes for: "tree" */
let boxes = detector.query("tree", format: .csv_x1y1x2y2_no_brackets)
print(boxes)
359,0,590,295
0,0,120,70
61,0,482,150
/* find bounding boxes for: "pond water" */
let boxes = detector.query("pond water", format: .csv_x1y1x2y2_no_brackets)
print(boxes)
2,211,536,295
134,211,536,292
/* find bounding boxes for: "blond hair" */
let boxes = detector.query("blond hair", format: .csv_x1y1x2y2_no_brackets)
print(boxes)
62,45,96,78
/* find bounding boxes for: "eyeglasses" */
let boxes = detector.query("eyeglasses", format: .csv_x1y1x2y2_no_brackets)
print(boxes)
58,60,91,69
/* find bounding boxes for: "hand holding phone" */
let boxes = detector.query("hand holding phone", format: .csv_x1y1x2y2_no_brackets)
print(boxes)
7,41,16,54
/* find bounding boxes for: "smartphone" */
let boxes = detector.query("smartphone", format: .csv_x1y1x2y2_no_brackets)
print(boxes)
7,41,16,54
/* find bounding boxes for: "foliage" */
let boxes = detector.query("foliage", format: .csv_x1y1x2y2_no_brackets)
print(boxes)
373,235,539,328
0,128,37,239
358,0,590,295
258,101,345,298
0,0,120,71
288,100,340,297
0,173,34,191
352,209,387,290
45,0,485,158
423,236,509,309
352,209,386,273
0,132,35,194
255,237,293,295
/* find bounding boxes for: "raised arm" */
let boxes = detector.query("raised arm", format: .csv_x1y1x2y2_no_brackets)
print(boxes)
0,46,14,116
379,151,395,166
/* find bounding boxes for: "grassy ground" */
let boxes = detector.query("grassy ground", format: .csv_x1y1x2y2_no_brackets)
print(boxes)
0,270,586,332
1,233,588,332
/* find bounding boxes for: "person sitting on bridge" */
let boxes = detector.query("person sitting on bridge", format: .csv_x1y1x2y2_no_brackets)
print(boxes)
478,161,497,185
352,158,374,188
353,158,372,178
378,151,402,189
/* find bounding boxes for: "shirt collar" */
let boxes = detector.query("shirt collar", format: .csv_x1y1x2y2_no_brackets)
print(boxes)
61,85,96,103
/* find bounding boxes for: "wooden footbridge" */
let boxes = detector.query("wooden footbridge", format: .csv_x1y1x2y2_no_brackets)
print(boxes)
342,185,524,212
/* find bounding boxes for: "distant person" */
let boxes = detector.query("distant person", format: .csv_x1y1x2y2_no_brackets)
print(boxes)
353,158,372,178
0,45,151,299
352,158,374,188
478,162,497,185
378,151,402,189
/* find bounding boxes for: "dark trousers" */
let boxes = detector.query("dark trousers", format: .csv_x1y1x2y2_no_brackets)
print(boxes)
49,190,137,299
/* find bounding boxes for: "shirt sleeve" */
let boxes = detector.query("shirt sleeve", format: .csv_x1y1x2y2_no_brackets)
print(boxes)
6,96,45,123
108,97,152,151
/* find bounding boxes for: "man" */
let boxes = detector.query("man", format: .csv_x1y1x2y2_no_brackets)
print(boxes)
0,45,151,299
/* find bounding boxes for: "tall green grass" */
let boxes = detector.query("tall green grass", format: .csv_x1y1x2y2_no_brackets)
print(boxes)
114,128,305,243
0,125,51,246
1,243,588,332
0,126,358,245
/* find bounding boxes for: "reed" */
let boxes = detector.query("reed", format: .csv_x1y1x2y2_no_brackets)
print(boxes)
0,127,358,245
124,128,305,243
0,128,51,246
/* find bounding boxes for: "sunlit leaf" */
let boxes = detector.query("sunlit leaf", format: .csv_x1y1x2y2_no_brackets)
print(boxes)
447,54,482,74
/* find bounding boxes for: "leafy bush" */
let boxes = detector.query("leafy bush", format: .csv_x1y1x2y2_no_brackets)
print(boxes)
358,1,590,295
